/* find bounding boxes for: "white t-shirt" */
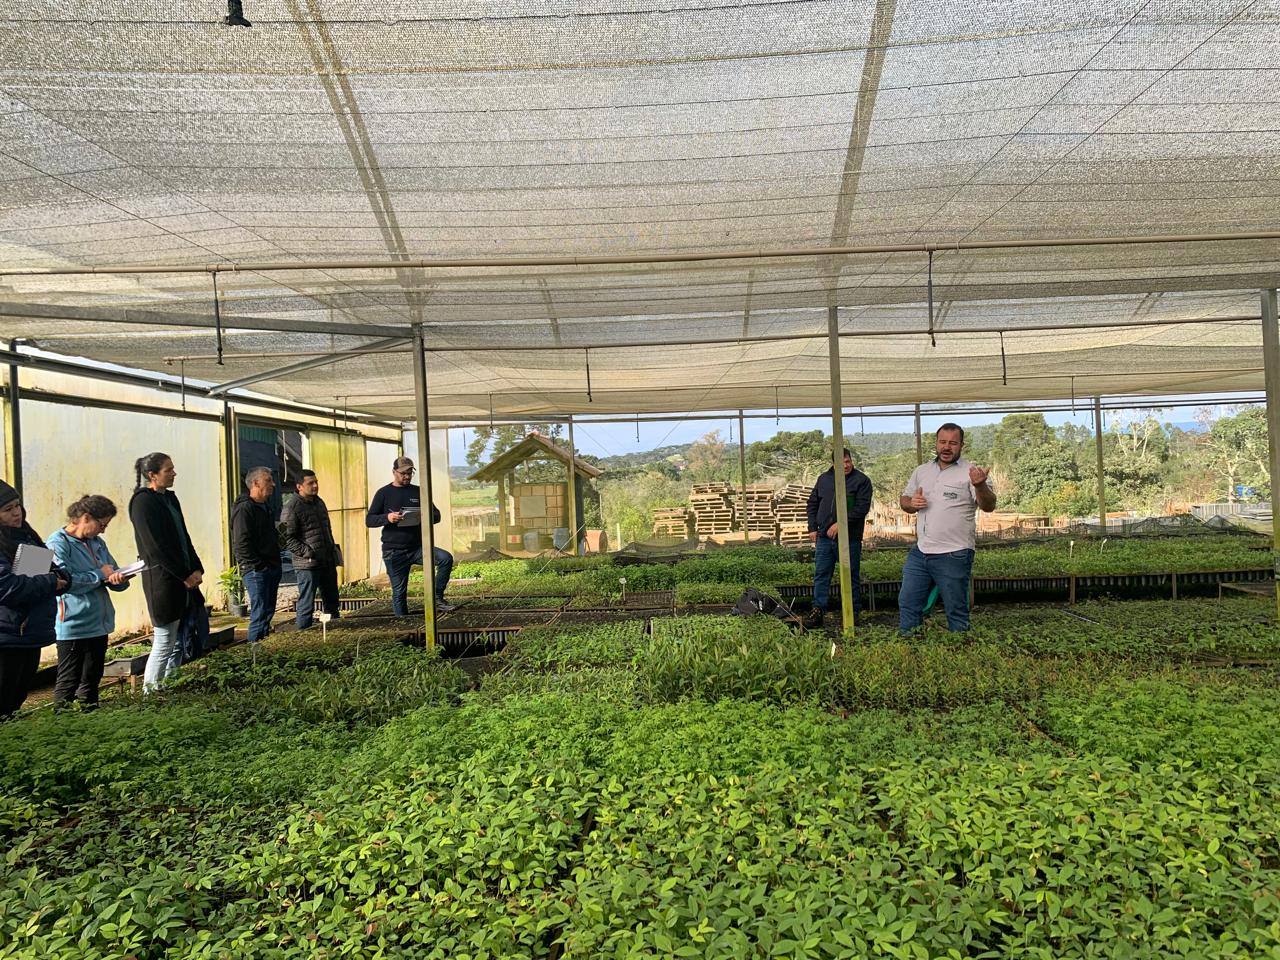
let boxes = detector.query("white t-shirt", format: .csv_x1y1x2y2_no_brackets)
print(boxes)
902,458,988,554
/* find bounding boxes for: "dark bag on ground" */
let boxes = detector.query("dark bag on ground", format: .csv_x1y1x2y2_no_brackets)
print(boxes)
730,587,801,625
177,589,211,665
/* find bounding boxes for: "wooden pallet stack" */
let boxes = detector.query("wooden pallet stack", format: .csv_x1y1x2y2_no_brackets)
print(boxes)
774,483,811,546
689,482,736,535
652,507,691,539
741,484,778,534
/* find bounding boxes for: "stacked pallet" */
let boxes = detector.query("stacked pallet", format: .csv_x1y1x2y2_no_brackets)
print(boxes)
741,484,778,533
689,483,735,535
689,482,733,496
775,483,811,546
652,507,690,539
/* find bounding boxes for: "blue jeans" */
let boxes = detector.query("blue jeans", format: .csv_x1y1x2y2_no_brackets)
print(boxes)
899,546,975,633
243,567,281,642
296,565,341,629
384,545,454,617
812,535,861,616
143,618,182,693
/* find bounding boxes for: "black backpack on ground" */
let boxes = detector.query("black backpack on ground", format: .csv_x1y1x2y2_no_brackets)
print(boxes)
730,587,802,627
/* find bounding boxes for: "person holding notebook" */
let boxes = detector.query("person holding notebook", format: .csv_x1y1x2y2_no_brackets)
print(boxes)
0,479,70,718
48,494,131,709
366,457,454,617
129,453,204,692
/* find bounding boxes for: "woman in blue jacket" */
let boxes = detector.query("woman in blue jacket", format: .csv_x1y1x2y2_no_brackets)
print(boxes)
0,479,69,719
48,494,130,708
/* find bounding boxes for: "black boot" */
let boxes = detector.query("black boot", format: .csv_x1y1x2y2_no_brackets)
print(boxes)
803,608,825,629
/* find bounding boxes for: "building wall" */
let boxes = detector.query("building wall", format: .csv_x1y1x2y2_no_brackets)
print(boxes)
364,439,401,575
0,360,404,641
20,398,228,640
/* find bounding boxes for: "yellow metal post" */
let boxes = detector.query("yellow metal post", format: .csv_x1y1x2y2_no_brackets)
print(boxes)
827,305,855,640
914,403,923,465
7,344,21,496
565,416,579,555
411,325,437,649
1260,289,1280,619
1094,396,1106,537
738,410,748,543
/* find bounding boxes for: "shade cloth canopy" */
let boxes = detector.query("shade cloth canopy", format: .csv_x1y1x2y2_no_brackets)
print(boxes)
0,2,1276,419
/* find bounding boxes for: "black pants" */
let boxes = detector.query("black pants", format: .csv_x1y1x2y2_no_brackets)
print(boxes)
53,635,108,706
0,647,42,719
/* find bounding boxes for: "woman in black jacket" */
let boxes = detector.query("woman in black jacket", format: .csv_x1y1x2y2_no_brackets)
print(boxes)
0,479,69,718
128,453,203,693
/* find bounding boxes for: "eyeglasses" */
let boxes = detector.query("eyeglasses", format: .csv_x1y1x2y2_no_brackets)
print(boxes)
394,468,416,477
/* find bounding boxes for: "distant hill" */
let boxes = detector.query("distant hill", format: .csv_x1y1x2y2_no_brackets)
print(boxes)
598,443,694,470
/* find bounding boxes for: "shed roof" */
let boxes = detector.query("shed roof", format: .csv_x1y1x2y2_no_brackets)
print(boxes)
469,433,605,482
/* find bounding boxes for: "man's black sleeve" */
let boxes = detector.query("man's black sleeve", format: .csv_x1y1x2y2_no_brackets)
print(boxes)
230,503,255,565
850,472,873,524
806,479,821,531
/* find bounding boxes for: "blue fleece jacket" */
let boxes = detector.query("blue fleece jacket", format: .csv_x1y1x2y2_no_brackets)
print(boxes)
47,529,130,641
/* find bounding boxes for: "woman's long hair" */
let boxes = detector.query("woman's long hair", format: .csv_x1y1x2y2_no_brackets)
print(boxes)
134,452,172,492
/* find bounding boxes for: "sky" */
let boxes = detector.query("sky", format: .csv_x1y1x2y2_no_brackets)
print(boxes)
448,392,1266,467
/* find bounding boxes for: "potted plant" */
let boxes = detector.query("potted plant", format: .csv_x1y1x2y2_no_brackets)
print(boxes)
219,565,247,617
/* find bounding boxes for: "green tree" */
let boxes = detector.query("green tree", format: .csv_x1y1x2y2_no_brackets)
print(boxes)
991,414,1053,473
597,471,691,545
464,423,564,472
685,430,729,482
1010,441,1079,508
1202,406,1270,501
745,430,830,484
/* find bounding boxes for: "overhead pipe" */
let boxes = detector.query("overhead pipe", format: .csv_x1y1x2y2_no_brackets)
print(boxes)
5,229,1280,277
159,313,1261,363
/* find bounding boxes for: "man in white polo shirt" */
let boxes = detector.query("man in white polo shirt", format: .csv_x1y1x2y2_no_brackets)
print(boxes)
898,423,997,632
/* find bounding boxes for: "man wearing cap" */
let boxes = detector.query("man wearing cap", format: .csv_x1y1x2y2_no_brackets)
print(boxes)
898,423,997,632
366,457,454,617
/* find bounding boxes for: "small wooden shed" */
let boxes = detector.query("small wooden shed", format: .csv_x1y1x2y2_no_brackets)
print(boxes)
469,433,603,553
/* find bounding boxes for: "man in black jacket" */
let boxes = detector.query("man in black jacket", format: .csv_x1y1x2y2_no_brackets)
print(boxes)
282,469,340,630
804,448,873,629
366,457,454,617
231,466,281,642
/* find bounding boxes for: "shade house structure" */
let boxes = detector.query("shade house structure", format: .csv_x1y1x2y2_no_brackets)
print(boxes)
469,433,604,556
2,1,1280,637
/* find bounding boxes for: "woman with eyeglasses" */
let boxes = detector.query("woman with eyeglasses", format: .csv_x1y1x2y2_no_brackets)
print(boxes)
47,494,131,708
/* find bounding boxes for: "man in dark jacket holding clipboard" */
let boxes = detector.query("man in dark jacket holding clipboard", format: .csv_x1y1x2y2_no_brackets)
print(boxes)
804,448,873,629
366,457,453,617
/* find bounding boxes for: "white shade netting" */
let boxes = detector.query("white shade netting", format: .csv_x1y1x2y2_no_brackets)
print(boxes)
0,1,1277,419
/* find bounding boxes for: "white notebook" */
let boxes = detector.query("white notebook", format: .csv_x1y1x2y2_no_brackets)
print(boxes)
13,543,55,576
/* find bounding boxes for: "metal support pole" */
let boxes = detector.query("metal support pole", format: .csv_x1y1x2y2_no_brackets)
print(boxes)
914,403,923,465
411,325,437,648
222,401,239,564
1093,396,1106,537
738,410,748,544
566,416,579,555
827,306,855,639
7,343,21,495
496,473,508,551
1260,289,1280,618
